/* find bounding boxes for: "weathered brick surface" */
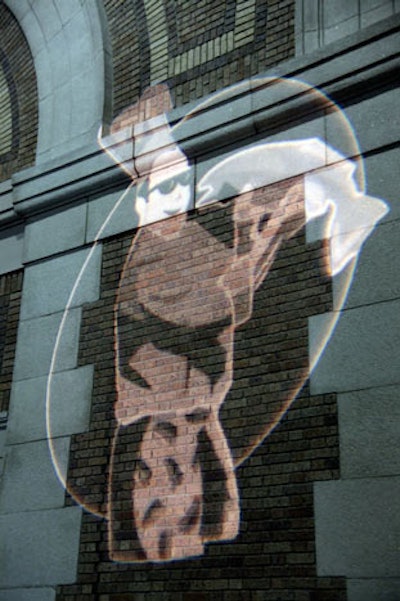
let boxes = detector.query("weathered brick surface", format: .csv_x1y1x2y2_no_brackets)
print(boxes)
0,4,38,182
104,0,294,116
57,177,346,599
0,270,23,413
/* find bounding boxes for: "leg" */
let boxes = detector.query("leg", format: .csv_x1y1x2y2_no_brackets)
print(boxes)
132,409,240,560
132,412,204,561
108,419,148,562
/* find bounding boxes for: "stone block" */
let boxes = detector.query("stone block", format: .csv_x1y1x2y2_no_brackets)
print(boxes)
4,0,31,21
361,3,393,27
314,477,400,577
85,3,104,54
361,0,392,10
15,142,114,206
0,588,55,601
323,17,359,45
7,365,94,443
327,89,400,158
35,49,53,101
0,225,23,275
64,11,93,69
303,0,319,31
323,0,359,28
32,0,61,43
347,578,400,601
261,116,325,146
20,9,45,57
51,84,73,152
0,437,69,513
175,85,253,149
338,384,400,478
13,308,81,381
333,220,400,309
70,67,102,138
0,431,5,457
54,0,80,25
37,95,54,158
310,299,400,394
0,507,81,586
24,203,87,263
86,186,138,242
48,30,69,90
20,246,101,320
304,30,320,53
364,146,400,223
251,77,314,121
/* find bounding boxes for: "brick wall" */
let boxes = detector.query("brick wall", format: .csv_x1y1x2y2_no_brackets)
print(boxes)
0,3,38,183
0,271,23,414
56,177,346,600
104,0,295,116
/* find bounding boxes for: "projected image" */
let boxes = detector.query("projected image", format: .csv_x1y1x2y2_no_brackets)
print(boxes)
48,80,387,564
111,170,305,561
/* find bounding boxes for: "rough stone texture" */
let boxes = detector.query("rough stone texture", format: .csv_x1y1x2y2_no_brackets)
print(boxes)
0,437,70,513
333,220,400,310
0,507,82,587
314,477,400,578
0,588,56,601
0,431,5,459
327,88,400,158
296,0,400,54
0,224,24,275
347,578,400,601
24,203,87,263
323,0,359,29
361,1,394,27
364,146,400,223
13,308,81,381
20,246,102,320
7,365,94,444
86,185,138,243
338,385,400,478
310,299,400,395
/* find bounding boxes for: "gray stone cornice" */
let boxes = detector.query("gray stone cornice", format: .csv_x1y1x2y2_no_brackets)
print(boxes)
0,13,398,230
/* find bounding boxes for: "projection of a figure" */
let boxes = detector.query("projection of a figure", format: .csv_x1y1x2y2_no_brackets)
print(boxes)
112,165,304,561
94,84,388,563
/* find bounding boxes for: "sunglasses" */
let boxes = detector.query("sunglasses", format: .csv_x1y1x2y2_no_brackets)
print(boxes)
147,169,192,196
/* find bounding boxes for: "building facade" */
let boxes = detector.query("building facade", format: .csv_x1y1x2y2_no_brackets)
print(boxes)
0,1,399,599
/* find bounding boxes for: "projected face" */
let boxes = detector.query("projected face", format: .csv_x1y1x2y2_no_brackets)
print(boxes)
145,161,192,220
48,81,388,567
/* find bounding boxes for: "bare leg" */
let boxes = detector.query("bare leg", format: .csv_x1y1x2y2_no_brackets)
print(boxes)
129,408,239,561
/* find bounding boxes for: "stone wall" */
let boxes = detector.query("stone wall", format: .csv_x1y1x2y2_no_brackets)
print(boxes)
295,0,400,54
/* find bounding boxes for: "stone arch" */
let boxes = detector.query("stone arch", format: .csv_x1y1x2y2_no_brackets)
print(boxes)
4,0,113,164
0,3,38,182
